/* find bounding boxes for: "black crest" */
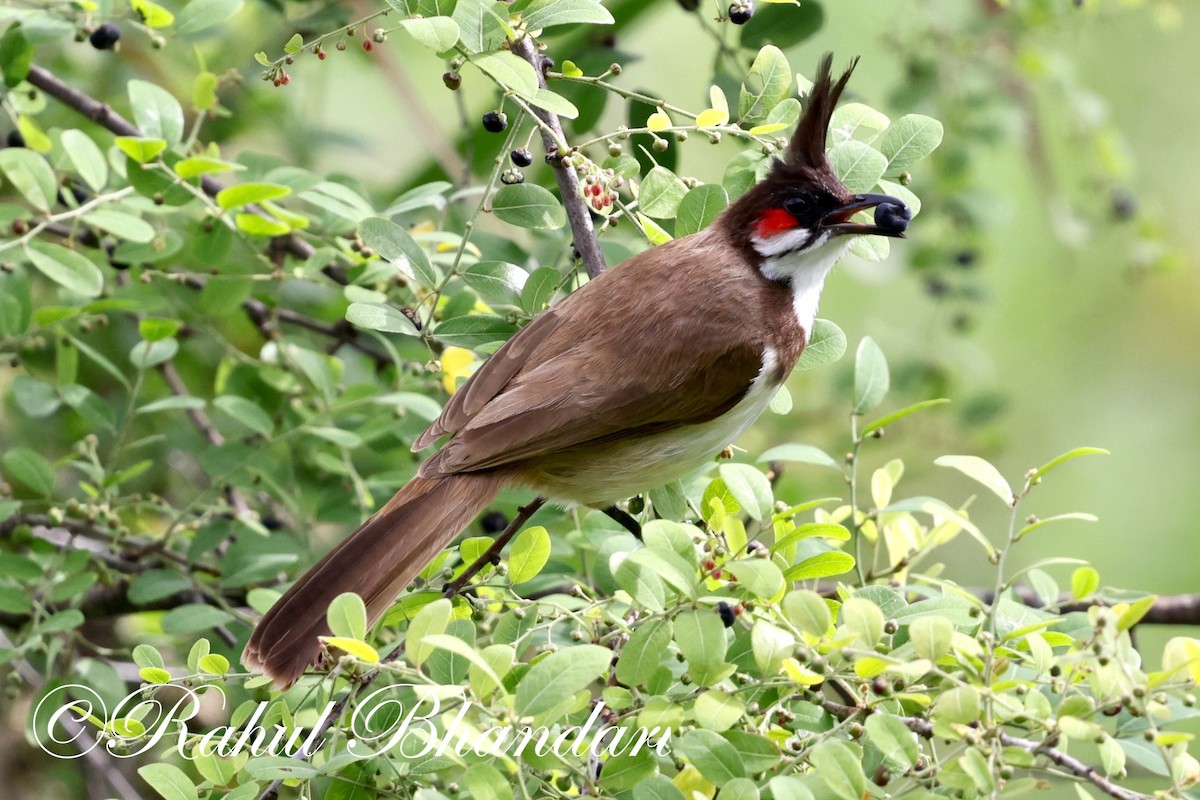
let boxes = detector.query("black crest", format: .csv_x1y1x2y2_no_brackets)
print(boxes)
785,54,858,171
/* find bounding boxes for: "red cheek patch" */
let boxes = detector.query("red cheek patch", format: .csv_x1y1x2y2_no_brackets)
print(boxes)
755,208,797,238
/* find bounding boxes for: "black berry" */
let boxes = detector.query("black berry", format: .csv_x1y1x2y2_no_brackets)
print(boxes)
261,513,283,530
716,601,736,628
481,511,508,534
442,71,461,90
6,130,25,149
874,201,911,234
89,23,121,50
482,111,508,133
511,148,533,167
728,1,754,24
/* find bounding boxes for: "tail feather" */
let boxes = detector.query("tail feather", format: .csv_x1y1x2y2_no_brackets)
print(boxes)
242,472,505,687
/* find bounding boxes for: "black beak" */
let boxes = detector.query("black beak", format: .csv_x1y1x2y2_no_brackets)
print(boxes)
821,193,910,238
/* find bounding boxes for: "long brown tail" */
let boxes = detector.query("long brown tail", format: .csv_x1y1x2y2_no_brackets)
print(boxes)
242,472,506,687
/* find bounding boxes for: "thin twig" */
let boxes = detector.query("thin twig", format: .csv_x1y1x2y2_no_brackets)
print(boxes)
508,37,607,279
820,700,1146,800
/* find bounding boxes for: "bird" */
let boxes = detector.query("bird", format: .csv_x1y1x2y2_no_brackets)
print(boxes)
243,55,911,688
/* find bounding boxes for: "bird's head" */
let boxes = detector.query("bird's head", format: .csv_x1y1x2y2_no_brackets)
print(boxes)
722,55,910,283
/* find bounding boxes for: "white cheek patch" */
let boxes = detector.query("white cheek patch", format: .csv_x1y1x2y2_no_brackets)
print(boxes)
756,232,852,334
751,227,813,258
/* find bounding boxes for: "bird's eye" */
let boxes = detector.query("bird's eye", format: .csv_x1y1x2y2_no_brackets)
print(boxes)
783,194,813,219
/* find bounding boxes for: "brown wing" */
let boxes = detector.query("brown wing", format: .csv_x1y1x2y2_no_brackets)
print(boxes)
414,229,773,476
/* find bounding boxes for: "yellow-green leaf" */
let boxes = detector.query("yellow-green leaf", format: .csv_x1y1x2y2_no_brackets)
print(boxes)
319,636,380,664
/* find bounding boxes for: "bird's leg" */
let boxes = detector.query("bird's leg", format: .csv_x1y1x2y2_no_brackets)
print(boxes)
602,505,642,540
442,497,547,597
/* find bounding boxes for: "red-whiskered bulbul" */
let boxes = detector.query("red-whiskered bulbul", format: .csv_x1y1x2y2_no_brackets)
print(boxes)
243,55,911,687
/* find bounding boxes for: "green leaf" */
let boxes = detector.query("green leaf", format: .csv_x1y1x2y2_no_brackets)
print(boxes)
283,33,303,54
176,0,243,34
617,618,672,685
235,213,289,237
809,739,865,800
725,560,784,600
852,336,889,414
1018,512,1100,540
131,0,176,28
521,0,614,30
718,463,772,522
782,590,831,637
0,26,33,88
462,261,527,306
794,319,846,371
739,45,791,125
515,644,611,716
128,80,185,145
191,71,220,111
0,148,56,211
327,592,368,639
675,184,729,237
1031,447,1109,482
320,636,380,663
407,597,451,665
694,690,745,733
138,763,199,800
638,166,688,219
359,217,440,288
346,302,419,335
529,88,579,119
751,620,794,674
830,102,890,145
674,608,728,685
508,525,550,583
909,614,954,660
24,241,104,297
433,315,518,349
1071,566,1100,599
85,209,156,243
2,447,55,495
492,184,567,229
634,777,686,800
880,114,944,176
758,443,840,471
216,182,291,210
11,376,61,417
784,551,855,582
138,317,181,342
452,0,511,53
464,764,515,800
932,685,981,725
828,140,888,195
600,746,658,792
521,266,560,313
472,52,539,96
616,554,667,611
61,130,108,192
213,395,274,436
865,713,920,771
399,16,461,51
115,137,167,163
675,729,744,786
160,604,235,634
934,455,1014,505
197,653,230,675
841,597,884,647
129,337,179,369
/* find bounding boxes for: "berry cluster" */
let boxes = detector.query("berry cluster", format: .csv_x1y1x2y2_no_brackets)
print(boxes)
583,176,615,212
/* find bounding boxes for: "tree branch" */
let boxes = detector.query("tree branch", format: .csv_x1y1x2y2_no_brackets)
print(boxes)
820,700,1146,800
508,37,607,279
